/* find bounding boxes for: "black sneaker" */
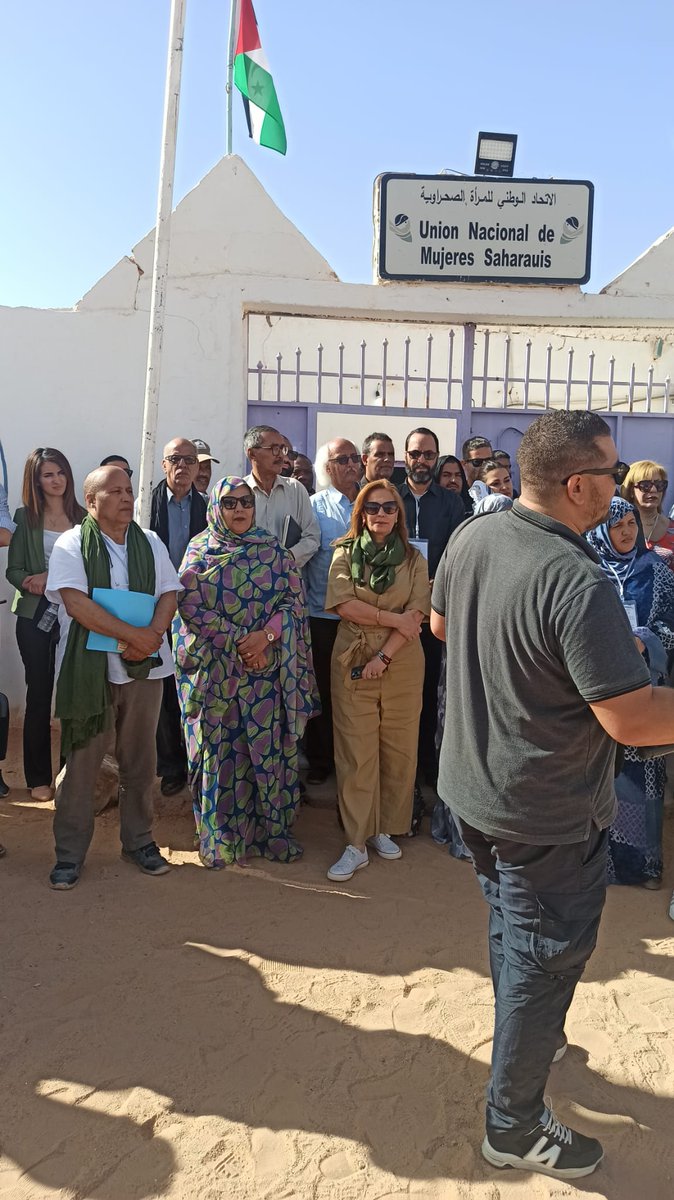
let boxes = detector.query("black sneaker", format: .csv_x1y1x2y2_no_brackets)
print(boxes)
160,775,186,797
482,1108,603,1179
49,861,81,890
121,842,171,876
0,770,9,798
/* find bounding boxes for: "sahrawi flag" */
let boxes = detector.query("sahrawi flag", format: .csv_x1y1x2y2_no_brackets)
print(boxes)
233,0,287,155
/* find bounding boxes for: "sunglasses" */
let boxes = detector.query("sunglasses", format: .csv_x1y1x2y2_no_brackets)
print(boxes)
329,453,361,466
560,461,629,486
407,449,438,461
221,495,255,510
256,443,289,456
124,467,133,478
634,479,668,493
363,501,399,515
165,454,197,466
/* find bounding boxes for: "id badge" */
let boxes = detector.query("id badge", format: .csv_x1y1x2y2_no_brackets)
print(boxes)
623,601,639,630
410,538,429,560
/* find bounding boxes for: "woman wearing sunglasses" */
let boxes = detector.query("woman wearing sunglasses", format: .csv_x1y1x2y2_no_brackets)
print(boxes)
622,460,674,568
323,480,431,880
172,477,318,867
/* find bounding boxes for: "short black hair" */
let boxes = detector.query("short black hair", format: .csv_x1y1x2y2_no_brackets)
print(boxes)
362,431,394,456
100,454,130,467
517,411,611,501
461,435,492,460
405,426,439,453
477,458,507,479
493,449,511,463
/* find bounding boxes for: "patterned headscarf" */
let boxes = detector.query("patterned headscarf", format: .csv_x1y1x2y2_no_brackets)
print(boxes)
586,496,640,585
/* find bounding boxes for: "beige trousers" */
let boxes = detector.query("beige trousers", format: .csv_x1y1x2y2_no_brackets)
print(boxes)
331,638,424,845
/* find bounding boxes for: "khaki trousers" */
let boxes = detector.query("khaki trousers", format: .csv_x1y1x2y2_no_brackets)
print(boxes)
331,642,424,845
54,678,163,864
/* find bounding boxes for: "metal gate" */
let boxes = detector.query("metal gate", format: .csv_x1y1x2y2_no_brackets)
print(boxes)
245,313,674,481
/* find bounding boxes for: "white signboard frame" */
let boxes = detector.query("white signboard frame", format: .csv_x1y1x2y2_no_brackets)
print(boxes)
375,173,594,285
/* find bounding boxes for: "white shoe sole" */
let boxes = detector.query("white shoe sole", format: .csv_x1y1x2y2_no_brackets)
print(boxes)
327,858,369,882
552,1040,567,1063
367,840,402,860
481,1136,603,1179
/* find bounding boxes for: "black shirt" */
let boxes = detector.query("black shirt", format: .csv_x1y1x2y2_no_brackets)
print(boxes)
398,479,465,579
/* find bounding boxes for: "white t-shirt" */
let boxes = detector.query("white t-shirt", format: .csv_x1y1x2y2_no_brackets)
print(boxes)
46,526,181,685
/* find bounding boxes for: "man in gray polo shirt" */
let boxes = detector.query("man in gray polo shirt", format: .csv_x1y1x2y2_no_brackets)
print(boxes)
431,410,674,1180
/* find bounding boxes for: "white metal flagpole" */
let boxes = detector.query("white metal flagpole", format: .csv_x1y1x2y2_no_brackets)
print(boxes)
137,0,188,527
225,0,239,155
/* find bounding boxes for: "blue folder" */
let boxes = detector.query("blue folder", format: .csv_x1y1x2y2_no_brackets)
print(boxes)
86,588,155,653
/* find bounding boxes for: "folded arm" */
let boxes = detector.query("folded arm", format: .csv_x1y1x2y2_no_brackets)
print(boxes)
59,587,164,658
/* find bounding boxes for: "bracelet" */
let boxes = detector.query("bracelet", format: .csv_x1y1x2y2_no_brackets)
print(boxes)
377,650,392,666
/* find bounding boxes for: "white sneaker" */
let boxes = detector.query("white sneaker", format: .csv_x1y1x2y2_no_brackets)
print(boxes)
669,890,674,922
327,845,369,881
367,833,402,860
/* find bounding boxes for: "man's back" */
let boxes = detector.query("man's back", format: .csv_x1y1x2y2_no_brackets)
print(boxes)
432,502,649,843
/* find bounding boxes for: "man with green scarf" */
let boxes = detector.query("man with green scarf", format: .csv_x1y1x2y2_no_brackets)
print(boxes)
45,466,181,890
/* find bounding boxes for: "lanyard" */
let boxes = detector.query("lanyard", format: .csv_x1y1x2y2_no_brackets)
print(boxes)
414,494,421,539
604,560,633,601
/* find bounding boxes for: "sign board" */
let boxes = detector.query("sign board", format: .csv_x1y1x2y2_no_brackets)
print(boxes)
375,173,593,285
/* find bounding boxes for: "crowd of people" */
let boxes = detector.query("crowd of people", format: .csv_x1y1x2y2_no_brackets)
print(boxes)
2,414,674,1180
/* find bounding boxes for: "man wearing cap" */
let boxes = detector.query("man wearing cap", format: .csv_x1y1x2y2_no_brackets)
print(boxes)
192,439,220,500
150,437,207,796
243,425,320,568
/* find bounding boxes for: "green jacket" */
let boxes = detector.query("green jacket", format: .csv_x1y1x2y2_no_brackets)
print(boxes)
6,508,47,619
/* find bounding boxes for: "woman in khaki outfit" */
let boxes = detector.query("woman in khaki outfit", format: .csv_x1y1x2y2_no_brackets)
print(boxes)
324,479,431,880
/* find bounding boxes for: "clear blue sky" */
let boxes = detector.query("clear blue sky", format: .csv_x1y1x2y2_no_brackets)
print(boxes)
2,0,673,308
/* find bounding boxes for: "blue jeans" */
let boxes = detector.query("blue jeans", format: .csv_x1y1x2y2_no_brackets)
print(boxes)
456,817,608,1133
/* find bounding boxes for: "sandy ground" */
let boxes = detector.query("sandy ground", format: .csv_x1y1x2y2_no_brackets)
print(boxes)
1,725,674,1200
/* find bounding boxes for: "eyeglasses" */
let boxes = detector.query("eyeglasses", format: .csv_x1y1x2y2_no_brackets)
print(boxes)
165,454,197,466
407,449,438,461
560,461,629,486
468,456,492,465
122,468,133,478
256,443,289,456
363,501,399,515
634,479,668,493
328,453,361,466
221,495,255,510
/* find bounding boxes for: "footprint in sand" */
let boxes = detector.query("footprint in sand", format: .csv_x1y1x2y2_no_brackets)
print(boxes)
251,1127,297,1181
318,1149,367,1179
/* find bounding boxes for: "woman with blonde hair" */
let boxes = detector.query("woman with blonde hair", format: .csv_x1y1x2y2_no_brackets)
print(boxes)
622,460,674,567
6,448,85,799
324,479,431,880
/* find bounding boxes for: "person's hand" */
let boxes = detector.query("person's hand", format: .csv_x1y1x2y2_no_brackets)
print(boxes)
394,611,423,641
238,630,270,663
247,648,271,672
362,655,387,680
23,572,48,595
121,645,153,662
635,635,645,654
126,626,163,657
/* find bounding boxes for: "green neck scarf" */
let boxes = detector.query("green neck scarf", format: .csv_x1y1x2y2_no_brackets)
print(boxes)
56,516,157,755
349,529,406,594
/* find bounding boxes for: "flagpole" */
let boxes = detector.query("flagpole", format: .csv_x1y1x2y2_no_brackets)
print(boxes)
137,0,187,528
226,0,239,155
